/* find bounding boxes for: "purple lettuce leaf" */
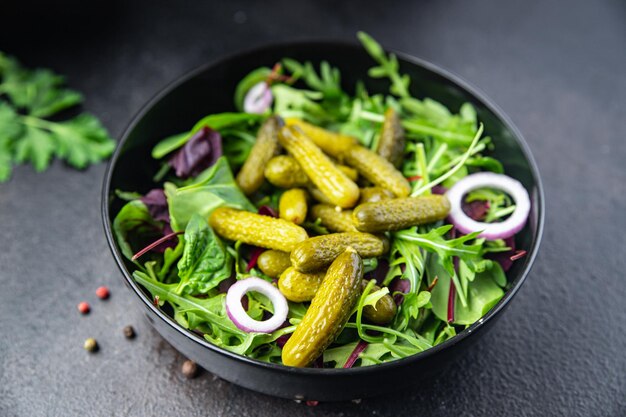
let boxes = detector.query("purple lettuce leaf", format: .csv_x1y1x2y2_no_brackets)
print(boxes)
140,188,170,223
169,127,223,178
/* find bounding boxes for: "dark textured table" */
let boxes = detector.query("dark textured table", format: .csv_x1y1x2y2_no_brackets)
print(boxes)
1,1,624,416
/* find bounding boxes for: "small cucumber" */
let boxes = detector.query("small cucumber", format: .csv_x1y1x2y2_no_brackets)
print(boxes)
377,107,405,167
209,207,308,252
285,118,357,157
257,250,292,278
361,281,397,325
279,188,308,225
236,117,282,195
353,195,451,233
310,204,357,233
282,248,363,367
342,145,411,197
264,155,309,188
291,232,388,273
278,126,360,208
278,267,326,302
358,187,395,204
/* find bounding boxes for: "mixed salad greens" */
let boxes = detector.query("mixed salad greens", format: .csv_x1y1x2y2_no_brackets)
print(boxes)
113,32,529,368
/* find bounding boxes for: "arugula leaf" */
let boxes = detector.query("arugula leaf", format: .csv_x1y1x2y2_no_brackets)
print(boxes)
323,341,359,367
271,84,332,124
134,271,296,357
282,59,345,101
358,31,411,98
0,51,115,181
175,214,232,295
465,156,504,174
394,225,483,307
165,157,254,231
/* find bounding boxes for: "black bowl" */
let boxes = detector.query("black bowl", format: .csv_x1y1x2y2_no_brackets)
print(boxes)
102,40,544,401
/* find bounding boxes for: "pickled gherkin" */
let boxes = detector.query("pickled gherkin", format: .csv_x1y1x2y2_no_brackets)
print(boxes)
308,186,333,205
236,117,282,195
337,164,359,181
310,204,357,233
279,188,308,225
209,207,308,252
282,248,363,367
278,266,397,324
285,118,357,157
264,155,309,188
361,281,397,325
377,107,405,167
353,195,451,233
278,267,326,302
278,126,360,208
291,232,388,273
264,154,357,189
358,187,395,204
342,145,411,197
257,250,291,278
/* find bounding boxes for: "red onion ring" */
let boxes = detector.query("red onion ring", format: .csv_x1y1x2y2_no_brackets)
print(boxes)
446,172,530,240
243,81,273,114
225,278,288,333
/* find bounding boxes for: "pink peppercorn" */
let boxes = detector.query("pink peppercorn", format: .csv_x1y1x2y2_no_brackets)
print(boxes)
78,301,90,314
96,286,110,300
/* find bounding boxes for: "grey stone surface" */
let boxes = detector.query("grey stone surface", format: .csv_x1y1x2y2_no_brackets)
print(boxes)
0,0,625,416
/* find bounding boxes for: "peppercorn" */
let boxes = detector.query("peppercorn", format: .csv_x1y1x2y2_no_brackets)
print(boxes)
123,325,135,339
77,301,90,314
182,359,198,378
96,286,110,300
84,338,98,352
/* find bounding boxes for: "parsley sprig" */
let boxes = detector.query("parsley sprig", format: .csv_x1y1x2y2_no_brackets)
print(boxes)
0,52,115,182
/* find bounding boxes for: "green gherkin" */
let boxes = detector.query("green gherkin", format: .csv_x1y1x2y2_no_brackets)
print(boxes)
236,116,282,195
291,232,388,273
257,250,291,278
282,248,363,367
353,195,451,233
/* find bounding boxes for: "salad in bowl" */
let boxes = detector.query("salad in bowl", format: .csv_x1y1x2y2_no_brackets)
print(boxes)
110,33,534,372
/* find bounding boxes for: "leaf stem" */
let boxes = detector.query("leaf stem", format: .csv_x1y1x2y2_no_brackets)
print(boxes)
132,231,184,261
427,143,448,173
414,143,430,195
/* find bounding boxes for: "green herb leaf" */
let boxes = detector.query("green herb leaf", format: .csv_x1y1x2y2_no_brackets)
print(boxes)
0,55,82,118
0,51,115,181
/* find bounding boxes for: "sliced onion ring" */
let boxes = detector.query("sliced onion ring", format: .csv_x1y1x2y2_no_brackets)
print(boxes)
243,81,273,114
446,172,530,240
226,277,288,333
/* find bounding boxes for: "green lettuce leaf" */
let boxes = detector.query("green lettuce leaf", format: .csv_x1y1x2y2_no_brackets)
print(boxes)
165,156,254,231
175,214,232,295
